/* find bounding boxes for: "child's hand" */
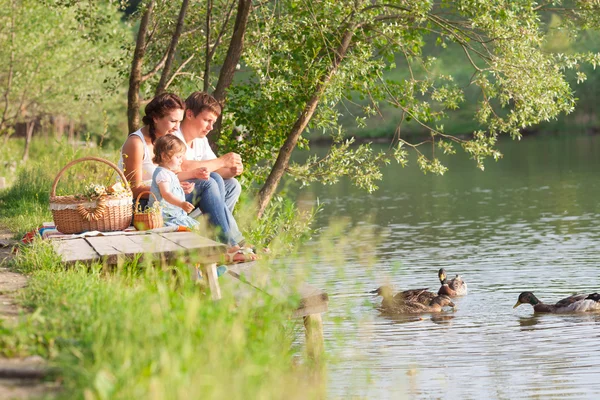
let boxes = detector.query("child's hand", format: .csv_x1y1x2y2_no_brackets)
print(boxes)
180,181,195,194
192,167,209,180
180,201,195,213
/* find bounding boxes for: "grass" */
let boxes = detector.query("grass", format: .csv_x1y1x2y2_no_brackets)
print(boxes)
2,245,322,399
0,138,327,399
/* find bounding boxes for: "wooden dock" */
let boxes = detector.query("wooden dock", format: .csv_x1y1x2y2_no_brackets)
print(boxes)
49,231,328,359
50,231,226,265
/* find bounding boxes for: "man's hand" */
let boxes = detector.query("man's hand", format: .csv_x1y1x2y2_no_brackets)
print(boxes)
220,152,242,169
180,181,195,194
180,201,195,213
230,164,243,176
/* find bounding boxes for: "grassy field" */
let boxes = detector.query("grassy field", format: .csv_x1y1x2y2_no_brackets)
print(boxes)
0,139,329,399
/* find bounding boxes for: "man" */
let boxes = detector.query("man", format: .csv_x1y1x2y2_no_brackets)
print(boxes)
174,91,254,259
175,91,243,212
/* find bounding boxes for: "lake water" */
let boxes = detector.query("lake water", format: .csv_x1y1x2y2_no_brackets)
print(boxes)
292,134,600,399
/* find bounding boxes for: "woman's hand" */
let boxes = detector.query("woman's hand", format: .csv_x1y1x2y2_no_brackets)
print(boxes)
180,181,195,194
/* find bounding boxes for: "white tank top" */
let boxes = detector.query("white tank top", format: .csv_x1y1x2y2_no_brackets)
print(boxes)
118,129,156,186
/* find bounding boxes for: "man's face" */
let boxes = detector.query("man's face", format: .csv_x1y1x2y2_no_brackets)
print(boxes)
187,109,219,138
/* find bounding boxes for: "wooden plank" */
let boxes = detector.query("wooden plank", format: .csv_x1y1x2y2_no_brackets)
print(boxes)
50,232,227,266
83,236,145,264
51,239,99,263
303,314,324,361
295,283,329,318
158,232,226,263
201,263,222,301
158,231,224,251
127,233,185,255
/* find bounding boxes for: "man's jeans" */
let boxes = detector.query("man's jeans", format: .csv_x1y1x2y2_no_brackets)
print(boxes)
185,172,244,246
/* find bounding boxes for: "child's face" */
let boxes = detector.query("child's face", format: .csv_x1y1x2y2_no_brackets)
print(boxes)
164,151,185,171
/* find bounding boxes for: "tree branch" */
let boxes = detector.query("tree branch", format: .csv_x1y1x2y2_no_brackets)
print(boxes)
156,0,190,95
165,54,195,90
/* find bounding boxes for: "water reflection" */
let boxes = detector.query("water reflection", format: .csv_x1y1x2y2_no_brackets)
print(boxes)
518,315,544,329
292,135,600,399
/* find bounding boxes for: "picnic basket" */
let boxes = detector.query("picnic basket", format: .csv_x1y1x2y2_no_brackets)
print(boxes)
49,156,133,234
133,191,163,231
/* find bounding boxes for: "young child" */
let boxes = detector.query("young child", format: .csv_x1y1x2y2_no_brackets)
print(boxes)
150,135,202,228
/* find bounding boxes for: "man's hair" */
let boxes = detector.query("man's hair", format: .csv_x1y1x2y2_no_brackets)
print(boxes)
152,134,186,165
185,91,222,117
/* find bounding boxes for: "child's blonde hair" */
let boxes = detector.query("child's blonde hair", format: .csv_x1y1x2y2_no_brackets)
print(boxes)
152,134,186,164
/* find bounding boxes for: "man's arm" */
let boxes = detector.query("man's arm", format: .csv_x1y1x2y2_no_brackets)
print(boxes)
181,152,243,178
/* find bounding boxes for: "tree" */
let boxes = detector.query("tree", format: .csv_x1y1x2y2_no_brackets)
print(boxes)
0,0,129,152
123,0,600,216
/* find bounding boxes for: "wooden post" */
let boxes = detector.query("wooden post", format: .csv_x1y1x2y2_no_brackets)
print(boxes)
303,313,324,361
201,262,222,300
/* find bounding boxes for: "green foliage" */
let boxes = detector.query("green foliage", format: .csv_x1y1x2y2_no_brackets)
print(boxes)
4,0,600,205
0,0,130,144
241,194,321,252
222,0,600,183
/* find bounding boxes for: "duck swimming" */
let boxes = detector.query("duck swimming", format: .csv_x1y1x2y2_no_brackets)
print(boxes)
371,286,455,314
513,291,600,313
437,268,468,297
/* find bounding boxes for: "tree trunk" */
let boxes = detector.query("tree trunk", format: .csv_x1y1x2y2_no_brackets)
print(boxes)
54,115,65,139
22,120,34,162
0,0,16,137
256,28,356,217
127,0,155,133
209,0,252,149
68,120,75,145
155,0,190,95
203,0,213,92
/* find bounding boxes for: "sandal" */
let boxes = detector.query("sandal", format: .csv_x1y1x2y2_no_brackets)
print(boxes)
240,245,270,254
225,247,258,264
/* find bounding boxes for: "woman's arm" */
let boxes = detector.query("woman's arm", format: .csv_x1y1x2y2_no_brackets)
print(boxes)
122,136,151,199
157,181,194,213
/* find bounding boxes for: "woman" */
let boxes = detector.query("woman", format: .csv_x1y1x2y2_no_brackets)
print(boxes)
119,93,256,263
119,92,188,203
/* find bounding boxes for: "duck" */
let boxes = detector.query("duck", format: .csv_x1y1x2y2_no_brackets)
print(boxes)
371,285,455,314
513,291,600,313
437,268,468,297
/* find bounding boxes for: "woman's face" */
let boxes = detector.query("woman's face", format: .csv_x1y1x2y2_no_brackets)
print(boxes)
153,108,184,137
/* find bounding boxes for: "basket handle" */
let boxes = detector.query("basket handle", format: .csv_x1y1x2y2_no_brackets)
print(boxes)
135,190,159,210
50,156,130,198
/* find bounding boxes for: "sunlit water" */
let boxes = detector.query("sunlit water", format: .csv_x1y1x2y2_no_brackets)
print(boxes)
291,134,600,399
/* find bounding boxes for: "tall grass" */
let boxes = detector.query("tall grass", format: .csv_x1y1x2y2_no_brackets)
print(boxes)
0,138,327,399
2,244,324,399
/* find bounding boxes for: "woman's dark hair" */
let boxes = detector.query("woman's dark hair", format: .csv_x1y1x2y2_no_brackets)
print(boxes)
141,93,185,143
152,134,186,165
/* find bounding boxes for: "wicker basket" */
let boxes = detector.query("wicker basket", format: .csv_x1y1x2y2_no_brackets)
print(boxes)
133,191,164,231
49,157,133,234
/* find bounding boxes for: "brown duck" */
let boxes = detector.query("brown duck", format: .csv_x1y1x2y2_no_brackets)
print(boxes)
371,286,455,314
437,268,468,297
